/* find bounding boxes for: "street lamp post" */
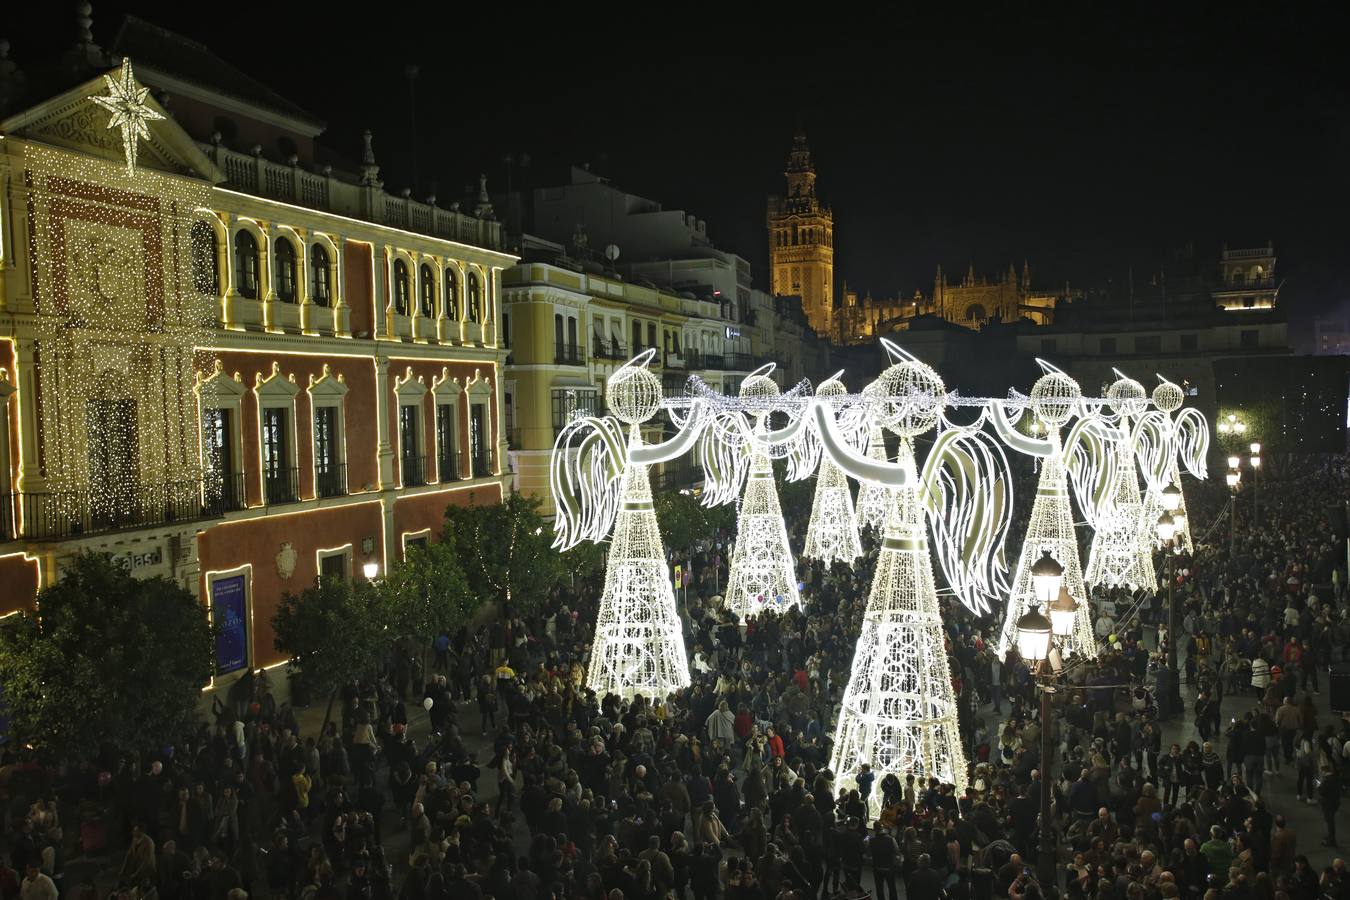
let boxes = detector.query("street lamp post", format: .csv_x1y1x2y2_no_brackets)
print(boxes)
1018,551,1076,889
1156,510,1185,710
1250,442,1261,519
1226,464,1242,550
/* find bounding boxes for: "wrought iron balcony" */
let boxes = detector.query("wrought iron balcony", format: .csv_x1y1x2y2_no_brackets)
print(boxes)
554,347,584,365
438,450,461,482
0,493,13,542
265,467,301,505
316,462,347,498
592,339,629,360
21,478,234,541
402,455,428,488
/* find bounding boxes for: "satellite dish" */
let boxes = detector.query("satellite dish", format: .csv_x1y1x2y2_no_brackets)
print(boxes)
605,244,620,262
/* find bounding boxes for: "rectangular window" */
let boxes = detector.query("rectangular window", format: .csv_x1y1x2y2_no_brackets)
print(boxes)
204,408,239,511
1180,334,1198,351
502,312,510,348
555,313,565,361
1240,329,1259,349
647,322,657,350
314,406,344,497
405,535,429,553
319,550,349,582
552,389,599,432
632,320,642,351
1135,335,1161,354
1099,337,1116,354
262,407,295,503
400,404,424,487
437,403,458,481
470,404,488,477
568,316,578,356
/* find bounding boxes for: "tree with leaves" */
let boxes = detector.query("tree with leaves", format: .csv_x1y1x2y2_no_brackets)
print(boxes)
441,493,563,616
272,577,389,735
0,552,213,763
379,540,475,675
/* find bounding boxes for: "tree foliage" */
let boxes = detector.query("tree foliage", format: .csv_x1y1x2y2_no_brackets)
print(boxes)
379,540,476,649
441,493,563,615
0,553,213,763
272,577,389,730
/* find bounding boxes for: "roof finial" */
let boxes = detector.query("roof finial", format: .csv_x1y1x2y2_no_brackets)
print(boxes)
474,173,494,219
359,129,381,187
76,2,94,46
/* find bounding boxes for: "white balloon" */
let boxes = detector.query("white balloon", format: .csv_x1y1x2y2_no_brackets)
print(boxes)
422,697,434,711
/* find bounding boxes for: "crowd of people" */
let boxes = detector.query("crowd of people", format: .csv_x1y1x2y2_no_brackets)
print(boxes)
2,456,1349,900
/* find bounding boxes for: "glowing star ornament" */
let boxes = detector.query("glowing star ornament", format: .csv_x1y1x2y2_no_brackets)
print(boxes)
550,351,693,700
724,368,803,621
993,363,1096,659
1082,374,1156,591
88,59,164,177
802,375,863,566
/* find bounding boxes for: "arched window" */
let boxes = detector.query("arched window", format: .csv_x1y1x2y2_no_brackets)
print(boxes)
191,221,218,295
274,239,298,303
310,244,332,306
233,230,259,300
444,267,459,319
1232,270,1245,287
419,264,435,317
467,271,481,323
791,223,798,245
392,259,410,315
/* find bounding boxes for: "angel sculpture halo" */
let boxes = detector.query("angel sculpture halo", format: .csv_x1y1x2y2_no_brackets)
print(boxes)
874,359,944,437
1106,376,1148,417
1152,379,1184,414
1030,370,1081,426
606,358,662,425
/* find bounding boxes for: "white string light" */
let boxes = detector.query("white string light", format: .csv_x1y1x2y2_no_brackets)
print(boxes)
1083,375,1155,591
802,377,862,566
855,425,891,531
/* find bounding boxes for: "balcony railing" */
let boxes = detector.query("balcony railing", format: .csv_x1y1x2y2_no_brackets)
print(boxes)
265,467,301,505
316,462,347,498
471,454,490,479
402,455,427,488
554,348,584,365
592,339,629,360
21,478,230,541
437,450,460,482
0,493,12,542
205,472,247,515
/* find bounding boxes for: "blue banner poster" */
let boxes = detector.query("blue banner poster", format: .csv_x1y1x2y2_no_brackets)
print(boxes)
212,575,248,675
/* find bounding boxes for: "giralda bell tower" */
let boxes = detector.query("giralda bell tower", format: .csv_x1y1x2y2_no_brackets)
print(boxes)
767,132,835,340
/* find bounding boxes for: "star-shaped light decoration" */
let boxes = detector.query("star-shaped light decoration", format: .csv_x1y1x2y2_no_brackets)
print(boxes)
88,58,163,177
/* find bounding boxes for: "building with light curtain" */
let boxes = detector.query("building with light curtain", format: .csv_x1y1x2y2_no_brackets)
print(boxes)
0,14,513,683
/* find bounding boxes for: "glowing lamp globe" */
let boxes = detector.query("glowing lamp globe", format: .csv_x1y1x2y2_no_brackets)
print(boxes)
1218,421,1231,435
1030,549,1065,607
1152,381,1184,414
1227,456,1240,470
1172,512,1187,534
1235,421,1247,434
1226,471,1240,488
1155,512,1176,543
1250,442,1261,454
1251,456,1261,469
1161,484,1182,512
607,363,662,425
1015,606,1052,662
1030,371,1081,427
1049,586,1079,638
363,561,381,580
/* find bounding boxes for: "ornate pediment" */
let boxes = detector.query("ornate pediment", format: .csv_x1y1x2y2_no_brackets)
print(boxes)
1,67,222,182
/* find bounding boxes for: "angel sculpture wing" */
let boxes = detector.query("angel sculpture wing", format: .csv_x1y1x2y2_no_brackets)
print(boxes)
1131,410,1172,494
784,404,823,482
699,410,752,508
549,415,628,551
1174,407,1210,480
1064,415,1119,531
919,426,1014,615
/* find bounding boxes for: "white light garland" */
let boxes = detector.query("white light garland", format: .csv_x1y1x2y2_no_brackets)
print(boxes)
22,141,217,533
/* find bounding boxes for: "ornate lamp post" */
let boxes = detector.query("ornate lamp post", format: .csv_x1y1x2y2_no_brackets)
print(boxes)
1156,509,1185,713
1017,576,1079,889
1249,442,1261,518
1225,460,1242,549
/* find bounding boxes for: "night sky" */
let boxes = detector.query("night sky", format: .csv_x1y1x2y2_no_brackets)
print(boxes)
10,4,1350,346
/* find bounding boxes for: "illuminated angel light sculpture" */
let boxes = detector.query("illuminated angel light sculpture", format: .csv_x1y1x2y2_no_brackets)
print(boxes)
802,374,864,566
1082,372,1156,591
723,368,804,621
994,362,1097,659
1136,377,1208,555
854,418,891,532
825,344,1013,812
549,351,700,699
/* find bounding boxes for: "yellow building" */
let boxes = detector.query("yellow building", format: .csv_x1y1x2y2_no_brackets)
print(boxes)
502,261,787,514
767,133,834,340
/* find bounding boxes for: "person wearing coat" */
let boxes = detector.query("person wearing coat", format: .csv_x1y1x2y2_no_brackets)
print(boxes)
705,701,736,745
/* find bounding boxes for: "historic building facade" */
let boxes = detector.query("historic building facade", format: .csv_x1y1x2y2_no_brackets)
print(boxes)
0,19,512,684
767,133,834,340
